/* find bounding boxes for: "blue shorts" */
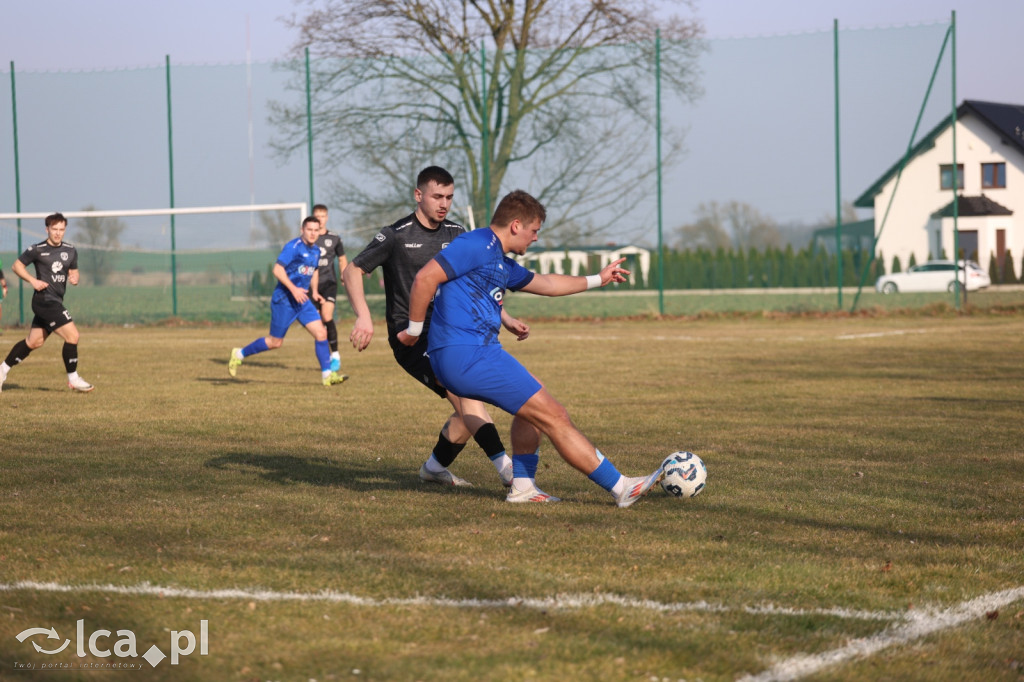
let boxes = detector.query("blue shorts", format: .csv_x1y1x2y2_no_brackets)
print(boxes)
269,290,321,338
429,344,542,415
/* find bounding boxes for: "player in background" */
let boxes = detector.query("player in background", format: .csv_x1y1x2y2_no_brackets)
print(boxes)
0,213,94,393
228,216,347,387
309,204,348,374
399,190,664,507
343,166,525,488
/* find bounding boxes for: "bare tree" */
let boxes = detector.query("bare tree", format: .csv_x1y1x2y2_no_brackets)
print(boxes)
74,207,126,285
274,0,705,244
251,209,295,250
676,201,782,251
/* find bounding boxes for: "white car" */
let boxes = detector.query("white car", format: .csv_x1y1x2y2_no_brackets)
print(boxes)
875,260,991,294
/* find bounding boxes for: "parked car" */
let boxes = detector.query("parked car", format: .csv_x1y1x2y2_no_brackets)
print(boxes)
875,260,991,294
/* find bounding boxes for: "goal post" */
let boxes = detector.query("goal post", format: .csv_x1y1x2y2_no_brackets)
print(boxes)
0,203,308,325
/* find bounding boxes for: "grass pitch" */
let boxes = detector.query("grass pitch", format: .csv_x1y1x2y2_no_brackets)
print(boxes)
0,313,1022,681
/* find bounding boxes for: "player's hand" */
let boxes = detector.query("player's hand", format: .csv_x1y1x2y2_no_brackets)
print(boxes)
31,278,48,292
396,330,418,347
68,271,80,286
291,288,309,305
502,315,530,341
598,257,630,286
350,317,375,352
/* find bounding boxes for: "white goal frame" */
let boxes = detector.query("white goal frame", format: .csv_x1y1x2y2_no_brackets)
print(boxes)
0,202,307,224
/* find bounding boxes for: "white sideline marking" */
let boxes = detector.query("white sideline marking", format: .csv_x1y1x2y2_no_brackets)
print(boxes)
0,581,896,621
737,586,1024,682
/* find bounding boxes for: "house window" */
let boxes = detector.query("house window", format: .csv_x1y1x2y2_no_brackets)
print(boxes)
940,164,964,190
982,162,1006,189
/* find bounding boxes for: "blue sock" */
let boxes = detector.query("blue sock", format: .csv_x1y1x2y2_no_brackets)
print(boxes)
315,339,330,371
588,458,622,492
512,453,539,479
241,337,269,357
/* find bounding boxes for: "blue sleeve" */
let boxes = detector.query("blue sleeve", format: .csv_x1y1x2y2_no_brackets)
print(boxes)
434,232,486,281
505,257,535,291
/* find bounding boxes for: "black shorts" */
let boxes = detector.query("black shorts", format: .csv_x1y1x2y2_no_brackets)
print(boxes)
389,334,448,399
310,280,338,307
31,297,73,333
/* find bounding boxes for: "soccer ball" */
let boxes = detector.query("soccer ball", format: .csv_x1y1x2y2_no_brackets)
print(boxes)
660,451,707,498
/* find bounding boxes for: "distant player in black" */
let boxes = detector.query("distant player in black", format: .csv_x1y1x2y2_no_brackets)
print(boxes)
310,204,348,373
0,257,8,325
343,166,528,487
0,212,94,393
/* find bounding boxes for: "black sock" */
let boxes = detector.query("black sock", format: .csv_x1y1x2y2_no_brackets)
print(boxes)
5,340,32,367
62,342,80,374
326,320,338,353
473,422,506,460
432,431,466,468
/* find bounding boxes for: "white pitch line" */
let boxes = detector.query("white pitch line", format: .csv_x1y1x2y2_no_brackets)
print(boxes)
0,581,899,622
835,329,930,340
736,586,1024,682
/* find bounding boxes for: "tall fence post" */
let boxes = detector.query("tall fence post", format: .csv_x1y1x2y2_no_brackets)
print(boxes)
165,55,178,316
9,61,24,324
833,20,843,309
655,29,665,315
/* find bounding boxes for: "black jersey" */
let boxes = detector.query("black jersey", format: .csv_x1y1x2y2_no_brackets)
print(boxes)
315,231,345,285
351,213,465,338
18,239,78,303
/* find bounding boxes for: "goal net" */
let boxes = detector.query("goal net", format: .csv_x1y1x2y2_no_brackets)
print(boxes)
0,203,307,325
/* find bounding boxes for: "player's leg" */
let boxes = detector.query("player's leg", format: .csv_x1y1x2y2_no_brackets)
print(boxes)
447,393,513,486
320,293,341,371
230,297,295,376
301,306,344,386
0,326,47,392
515,390,663,508
53,320,93,392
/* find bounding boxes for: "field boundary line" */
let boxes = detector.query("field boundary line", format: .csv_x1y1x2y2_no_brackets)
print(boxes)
736,585,1024,682
1,581,898,621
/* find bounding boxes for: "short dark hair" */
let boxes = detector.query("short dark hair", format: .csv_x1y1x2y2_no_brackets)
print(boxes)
490,190,546,228
45,212,67,227
312,203,328,213
302,215,321,228
416,166,454,189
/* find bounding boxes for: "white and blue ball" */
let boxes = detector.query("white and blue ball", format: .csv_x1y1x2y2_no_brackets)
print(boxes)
660,451,706,498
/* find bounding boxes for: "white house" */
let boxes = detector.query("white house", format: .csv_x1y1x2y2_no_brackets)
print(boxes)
854,100,1024,274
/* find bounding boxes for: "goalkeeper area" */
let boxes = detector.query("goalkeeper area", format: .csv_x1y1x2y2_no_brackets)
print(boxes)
0,203,307,324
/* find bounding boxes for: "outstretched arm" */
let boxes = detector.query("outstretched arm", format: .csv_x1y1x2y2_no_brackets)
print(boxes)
520,257,629,297
397,259,448,346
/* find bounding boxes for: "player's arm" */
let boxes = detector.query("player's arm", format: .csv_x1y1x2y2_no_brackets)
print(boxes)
12,259,46,292
500,309,530,341
273,263,308,304
397,259,448,347
309,270,322,304
337,254,348,283
342,261,374,351
520,257,629,297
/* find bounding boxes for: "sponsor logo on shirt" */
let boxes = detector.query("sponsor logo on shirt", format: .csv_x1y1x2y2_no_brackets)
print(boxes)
489,287,504,304
404,243,422,248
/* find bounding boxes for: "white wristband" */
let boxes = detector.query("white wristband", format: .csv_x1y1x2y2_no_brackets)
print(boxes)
406,320,424,336
585,274,602,290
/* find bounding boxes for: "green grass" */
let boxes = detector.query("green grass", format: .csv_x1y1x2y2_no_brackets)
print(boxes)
0,315,1022,681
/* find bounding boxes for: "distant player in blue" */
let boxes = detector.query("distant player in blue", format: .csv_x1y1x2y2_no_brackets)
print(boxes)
399,190,665,507
228,216,347,387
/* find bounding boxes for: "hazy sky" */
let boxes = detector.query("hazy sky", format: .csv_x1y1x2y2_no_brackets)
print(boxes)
3,0,1021,103
1,1,1022,248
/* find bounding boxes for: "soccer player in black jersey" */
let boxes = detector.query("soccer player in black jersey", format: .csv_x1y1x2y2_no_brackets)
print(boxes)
0,213,94,393
343,166,528,487
310,204,348,374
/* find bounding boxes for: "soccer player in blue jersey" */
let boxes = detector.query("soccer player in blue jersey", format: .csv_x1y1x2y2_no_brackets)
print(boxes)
228,216,347,387
399,190,665,507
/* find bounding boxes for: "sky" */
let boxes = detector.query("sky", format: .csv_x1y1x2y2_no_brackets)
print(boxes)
3,0,1021,100
1,1,1023,248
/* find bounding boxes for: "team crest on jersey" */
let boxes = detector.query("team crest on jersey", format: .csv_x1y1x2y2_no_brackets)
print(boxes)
61,252,69,261
324,238,333,247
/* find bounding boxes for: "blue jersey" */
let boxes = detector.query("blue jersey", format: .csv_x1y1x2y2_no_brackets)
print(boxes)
428,228,534,351
274,237,320,298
